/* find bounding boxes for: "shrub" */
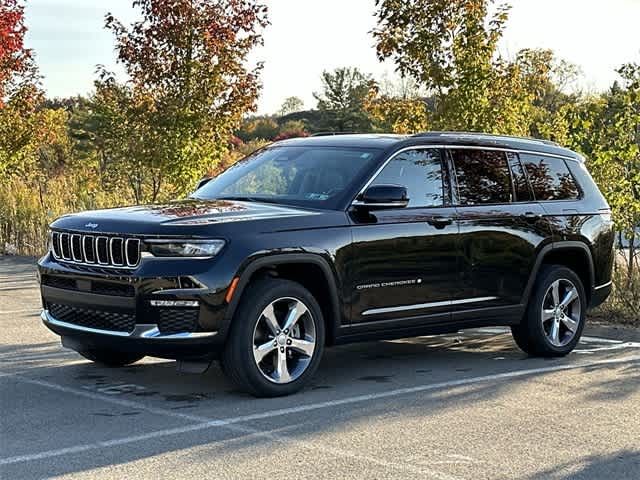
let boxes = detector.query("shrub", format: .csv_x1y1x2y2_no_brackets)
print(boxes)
0,173,126,256
592,249,640,326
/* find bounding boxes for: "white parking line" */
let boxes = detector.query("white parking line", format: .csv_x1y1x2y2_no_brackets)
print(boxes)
581,335,625,344
0,351,76,362
0,309,40,315
0,286,39,292
0,282,37,288
575,342,640,354
1,354,639,470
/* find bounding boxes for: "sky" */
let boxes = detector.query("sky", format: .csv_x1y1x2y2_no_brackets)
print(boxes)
24,0,640,115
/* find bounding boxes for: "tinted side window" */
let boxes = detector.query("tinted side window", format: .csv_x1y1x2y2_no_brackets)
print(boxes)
520,154,580,201
451,149,512,205
371,149,444,207
507,152,533,202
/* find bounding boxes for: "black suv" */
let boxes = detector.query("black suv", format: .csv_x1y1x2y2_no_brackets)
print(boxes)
38,132,615,397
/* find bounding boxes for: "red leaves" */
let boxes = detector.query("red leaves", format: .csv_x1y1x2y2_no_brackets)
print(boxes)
0,0,31,103
273,130,310,142
0,0,39,108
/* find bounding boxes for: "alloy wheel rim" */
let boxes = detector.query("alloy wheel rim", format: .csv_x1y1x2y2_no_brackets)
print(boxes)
252,297,316,384
541,278,581,347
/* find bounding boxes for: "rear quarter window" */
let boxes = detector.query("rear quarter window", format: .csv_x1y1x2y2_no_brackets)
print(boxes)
520,154,580,201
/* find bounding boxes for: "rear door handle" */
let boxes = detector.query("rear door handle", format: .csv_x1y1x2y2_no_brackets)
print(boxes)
521,211,541,222
427,216,453,229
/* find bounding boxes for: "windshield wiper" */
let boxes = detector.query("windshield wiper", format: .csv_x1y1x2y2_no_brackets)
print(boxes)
215,196,281,204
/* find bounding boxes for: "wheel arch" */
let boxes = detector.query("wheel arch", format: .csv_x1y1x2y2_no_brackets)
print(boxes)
225,253,343,345
523,241,595,307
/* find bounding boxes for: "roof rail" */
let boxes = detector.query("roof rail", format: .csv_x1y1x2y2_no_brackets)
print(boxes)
311,132,358,137
411,131,560,147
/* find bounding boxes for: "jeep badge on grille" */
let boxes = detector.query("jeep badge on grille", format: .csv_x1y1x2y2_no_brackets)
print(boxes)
84,223,99,229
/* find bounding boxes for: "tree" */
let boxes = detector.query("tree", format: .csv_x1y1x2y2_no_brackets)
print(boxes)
0,0,70,181
273,120,309,141
0,1,77,255
372,0,556,135
278,96,304,116
94,0,269,202
364,83,429,134
236,116,279,142
313,67,373,132
0,0,36,104
515,49,581,139
554,64,640,281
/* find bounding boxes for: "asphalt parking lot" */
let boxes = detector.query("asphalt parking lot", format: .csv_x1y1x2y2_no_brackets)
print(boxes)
1,256,639,480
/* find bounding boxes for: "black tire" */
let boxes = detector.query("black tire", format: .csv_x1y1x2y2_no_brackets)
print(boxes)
78,349,145,367
511,265,587,357
222,278,325,397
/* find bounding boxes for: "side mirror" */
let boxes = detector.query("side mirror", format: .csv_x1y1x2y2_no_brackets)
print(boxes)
353,184,409,210
194,176,213,191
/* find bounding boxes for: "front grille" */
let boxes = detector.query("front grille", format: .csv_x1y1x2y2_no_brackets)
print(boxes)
51,231,140,269
157,309,199,334
48,303,135,333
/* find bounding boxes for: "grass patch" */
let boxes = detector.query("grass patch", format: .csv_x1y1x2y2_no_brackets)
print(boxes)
591,250,639,327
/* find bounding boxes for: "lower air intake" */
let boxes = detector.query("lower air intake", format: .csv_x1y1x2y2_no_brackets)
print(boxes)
48,303,135,333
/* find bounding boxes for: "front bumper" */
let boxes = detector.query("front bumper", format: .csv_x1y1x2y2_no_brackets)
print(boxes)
42,310,222,359
41,309,218,340
38,253,234,360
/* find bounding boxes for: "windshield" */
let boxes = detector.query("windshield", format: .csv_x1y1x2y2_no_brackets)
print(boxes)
192,145,382,209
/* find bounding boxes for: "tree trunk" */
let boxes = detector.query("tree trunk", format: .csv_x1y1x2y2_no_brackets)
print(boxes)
627,231,636,287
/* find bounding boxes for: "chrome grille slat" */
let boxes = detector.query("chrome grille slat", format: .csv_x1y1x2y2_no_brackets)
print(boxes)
96,236,109,265
57,232,64,259
51,232,62,259
71,234,83,262
49,231,140,269
82,235,96,263
60,233,71,260
125,238,141,267
109,237,125,266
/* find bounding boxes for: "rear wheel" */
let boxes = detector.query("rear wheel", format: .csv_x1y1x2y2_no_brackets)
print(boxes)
222,278,325,397
511,265,586,357
78,348,144,367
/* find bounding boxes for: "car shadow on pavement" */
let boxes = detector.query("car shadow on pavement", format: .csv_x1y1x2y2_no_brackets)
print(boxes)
525,449,640,480
579,362,640,402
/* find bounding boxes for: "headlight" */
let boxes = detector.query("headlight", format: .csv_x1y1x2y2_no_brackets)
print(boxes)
146,239,225,258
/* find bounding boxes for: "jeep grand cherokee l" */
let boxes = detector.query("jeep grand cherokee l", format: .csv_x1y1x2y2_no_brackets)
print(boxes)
38,132,615,397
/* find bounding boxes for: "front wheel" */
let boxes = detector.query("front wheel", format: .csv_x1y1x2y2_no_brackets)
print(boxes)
222,278,325,397
78,348,145,367
511,265,586,357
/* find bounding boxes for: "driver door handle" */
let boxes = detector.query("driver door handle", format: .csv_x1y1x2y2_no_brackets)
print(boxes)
427,216,453,229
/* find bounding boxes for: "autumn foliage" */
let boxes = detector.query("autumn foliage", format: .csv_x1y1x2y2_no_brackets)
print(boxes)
0,0,37,105
91,0,269,203
0,0,26,98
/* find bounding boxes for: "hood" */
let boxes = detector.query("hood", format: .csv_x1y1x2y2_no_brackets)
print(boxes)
50,199,322,236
